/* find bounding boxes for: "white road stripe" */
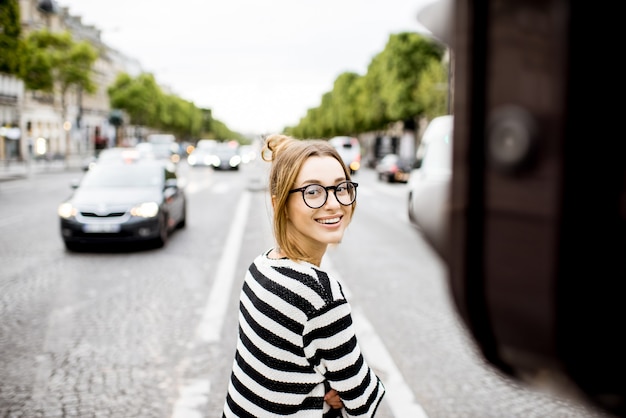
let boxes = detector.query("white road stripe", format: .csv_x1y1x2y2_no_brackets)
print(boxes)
195,191,250,343
171,379,211,418
324,257,429,418
173,192,251,418
352,307,429,418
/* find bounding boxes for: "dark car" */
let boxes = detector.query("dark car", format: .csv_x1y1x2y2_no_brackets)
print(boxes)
375,153,412,183
58,160,186,251
407,114,453,257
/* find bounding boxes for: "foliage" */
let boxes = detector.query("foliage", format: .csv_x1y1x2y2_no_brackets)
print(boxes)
0,0,22,75
413,58,449,120
378,32,444,122
20,29,98,96
108,72,161,127
107,72,245,142
11,22,448,142
285,32,448,139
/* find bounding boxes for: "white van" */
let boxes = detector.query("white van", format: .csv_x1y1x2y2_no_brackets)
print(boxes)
329,136,361,175
146,134,180,163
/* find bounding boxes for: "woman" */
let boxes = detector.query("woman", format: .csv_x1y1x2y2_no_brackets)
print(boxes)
222,134,385,417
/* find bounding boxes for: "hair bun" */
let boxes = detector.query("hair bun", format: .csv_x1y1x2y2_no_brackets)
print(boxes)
262,134,293,162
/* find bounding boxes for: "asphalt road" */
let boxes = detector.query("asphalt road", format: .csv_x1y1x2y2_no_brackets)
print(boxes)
0,161,615,418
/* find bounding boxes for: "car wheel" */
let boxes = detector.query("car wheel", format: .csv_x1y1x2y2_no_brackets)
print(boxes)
177,206,187,229
153,214,169,248
408,193,415,223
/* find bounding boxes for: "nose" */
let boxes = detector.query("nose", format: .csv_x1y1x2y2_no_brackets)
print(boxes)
324,189,342,208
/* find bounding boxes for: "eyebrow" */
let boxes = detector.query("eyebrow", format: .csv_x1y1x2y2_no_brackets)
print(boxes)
297,177,347,186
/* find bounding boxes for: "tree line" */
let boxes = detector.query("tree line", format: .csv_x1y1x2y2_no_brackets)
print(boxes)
1,0,449,143
286,32,448,139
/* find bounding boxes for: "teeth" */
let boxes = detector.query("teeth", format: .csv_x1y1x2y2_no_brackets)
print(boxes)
317,217,340,224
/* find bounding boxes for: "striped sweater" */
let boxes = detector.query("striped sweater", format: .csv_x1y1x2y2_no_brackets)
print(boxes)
223,249,385,417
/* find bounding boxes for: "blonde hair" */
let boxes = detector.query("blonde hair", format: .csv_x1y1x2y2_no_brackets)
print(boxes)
262,134,355,263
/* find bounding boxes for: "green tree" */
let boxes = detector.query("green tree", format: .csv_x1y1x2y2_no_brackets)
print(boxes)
377,32,444,125
355,52,389,132
20,29,98,95
108,72,245,143
108,72,162,128
287,31,447,137
413,58,449,120
0,0,22,75
20,29,98,155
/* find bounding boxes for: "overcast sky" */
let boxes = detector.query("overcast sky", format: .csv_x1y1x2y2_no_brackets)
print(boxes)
58,0,435,136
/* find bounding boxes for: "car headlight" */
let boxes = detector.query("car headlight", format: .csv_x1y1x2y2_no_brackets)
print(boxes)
230,155,242,167
58,203,77,218
130,202,159,218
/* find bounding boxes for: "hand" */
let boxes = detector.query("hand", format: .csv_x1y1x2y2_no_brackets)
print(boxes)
324,389,344,409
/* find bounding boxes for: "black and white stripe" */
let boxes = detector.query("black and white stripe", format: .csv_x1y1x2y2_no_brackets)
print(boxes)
223,249,385,417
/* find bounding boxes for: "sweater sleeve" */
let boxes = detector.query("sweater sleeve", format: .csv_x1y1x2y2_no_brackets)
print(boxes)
303,299,386,417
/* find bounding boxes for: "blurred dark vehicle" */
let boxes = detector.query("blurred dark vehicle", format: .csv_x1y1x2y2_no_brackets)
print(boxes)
211,142,241,170
58,160,186,251
419,0,625,416
329,136,361,174
375,153,412,183
407,115,453,258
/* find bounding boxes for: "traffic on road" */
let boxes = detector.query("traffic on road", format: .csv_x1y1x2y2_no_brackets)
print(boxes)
0,160,612,418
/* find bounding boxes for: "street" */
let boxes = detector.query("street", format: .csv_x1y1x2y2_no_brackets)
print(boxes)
0,161,612,418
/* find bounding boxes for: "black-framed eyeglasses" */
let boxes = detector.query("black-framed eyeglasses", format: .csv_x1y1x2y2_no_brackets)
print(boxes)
289,181,358,209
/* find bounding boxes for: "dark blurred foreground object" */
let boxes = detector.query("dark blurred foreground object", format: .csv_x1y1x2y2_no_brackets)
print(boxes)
419,0,625,416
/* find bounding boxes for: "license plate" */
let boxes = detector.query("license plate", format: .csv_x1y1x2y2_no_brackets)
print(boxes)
83,224,121,233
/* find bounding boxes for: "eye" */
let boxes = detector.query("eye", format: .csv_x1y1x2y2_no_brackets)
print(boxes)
304,185,323,197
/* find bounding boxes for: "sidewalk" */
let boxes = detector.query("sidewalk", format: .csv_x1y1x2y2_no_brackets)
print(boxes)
0,156,84,182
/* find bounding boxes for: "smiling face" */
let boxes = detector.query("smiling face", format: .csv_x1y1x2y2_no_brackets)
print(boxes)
285,156,353,265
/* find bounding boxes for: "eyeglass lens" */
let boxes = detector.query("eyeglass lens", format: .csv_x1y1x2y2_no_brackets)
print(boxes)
303,182,356,208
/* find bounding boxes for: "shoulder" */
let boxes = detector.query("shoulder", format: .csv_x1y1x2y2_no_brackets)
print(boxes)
247,253,343,311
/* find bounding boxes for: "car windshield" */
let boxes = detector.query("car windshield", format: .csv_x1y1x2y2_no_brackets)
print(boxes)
214,144,238,157
80,163,164,188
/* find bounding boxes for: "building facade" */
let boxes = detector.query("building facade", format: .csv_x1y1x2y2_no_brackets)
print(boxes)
0,0,141,163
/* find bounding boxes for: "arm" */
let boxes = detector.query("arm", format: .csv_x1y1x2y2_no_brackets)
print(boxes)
305,299,385,417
